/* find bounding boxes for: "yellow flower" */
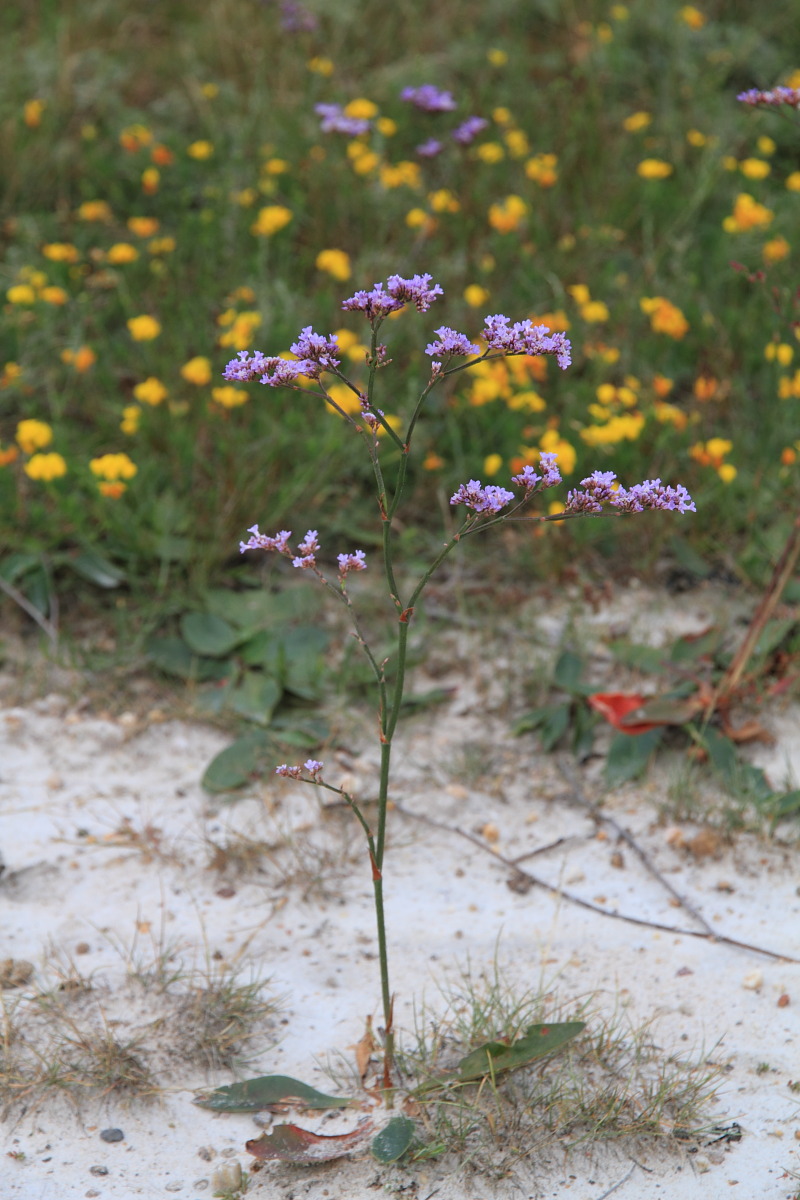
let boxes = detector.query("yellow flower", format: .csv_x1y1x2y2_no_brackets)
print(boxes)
78,200,113,222
62,346,96,372
757,135,776,156
251,205,293,236
718,462,737,483
637,158,673,179
332,328,359,353
326,383,364,417
7,284,36,305
693,374,718,401
127,216,160,237
376,117,397,137
488,195,527,234
262,157,289,175
201,82,219,98
107,242,139,264
464,284,490,307
492,106,512,125
187,140,214,160
504,129,529,158
487,48,508,66
351,150,380,175
316,249,351,281
653,401,687,430
610,3,629,17
525,154,558,186
507,390,546,412
1,361,22,387
484,453,503,476
181,356,212,385
121,405,141,434
120,123,152,151
581,412,645,445
786,172,800,192
24,452,67,481
540,429,576,473
686,129,707,146
405,208,437,233
763,236,790,264
0,444,19,466
652,374,674,397
380,161,421,189
740,157,770,180
133,377,168,406
127,314,161,341
428,188,459,213
148,236,176,254
217,311,262,350
623,111,651,132
42,243,79,263
16,419,53,453
679,5,705,28
211,386,248,408
40,286,68,305
640,296,689,339
423,451,445,470
141,167,160,194
721,155,739,171
581,300,609,322
568,283,591,306
765,342,794,365
307,56,334,76
344,98,378,120
476,142,505,163
90,452,137,481
722,192,773,232
24,98,45,128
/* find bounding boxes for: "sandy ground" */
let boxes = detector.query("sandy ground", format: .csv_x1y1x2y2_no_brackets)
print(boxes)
1,581,799,1199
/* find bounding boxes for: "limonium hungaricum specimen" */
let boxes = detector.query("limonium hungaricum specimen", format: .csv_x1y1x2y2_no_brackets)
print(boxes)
225,273,695,1096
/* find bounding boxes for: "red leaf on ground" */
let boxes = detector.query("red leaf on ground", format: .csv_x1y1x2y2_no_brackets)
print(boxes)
246,1121,373,1164
587,692,662,734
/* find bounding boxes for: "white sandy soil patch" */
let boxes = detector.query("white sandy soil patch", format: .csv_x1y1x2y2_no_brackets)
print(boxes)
1,582,799,1199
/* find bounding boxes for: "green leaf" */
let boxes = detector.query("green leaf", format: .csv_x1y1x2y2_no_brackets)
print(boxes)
422,1022,585,1091
67,551,126,588
270,716,329,747
371,1116,415,1163
553,650,585,693
604,728,664,788
201,731,274,792
225,671,281,725
180,612,241,657
571,702,596,762
669,628,720,664
280,627,329,700
21,564,54,618
204,586,322,631
239,629,283,671
539,702,571,751
770,789,800,825
147,636,233,682
512,706,552,735
752,617,797,661
193,1074,353,1112
608,640,666,674
0,552,41,584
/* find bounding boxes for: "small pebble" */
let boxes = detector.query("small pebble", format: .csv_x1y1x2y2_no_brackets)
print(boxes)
778,993,790,1007
100,1128,124,1143
89,1166,109,1176
164,1183,184,1193
742,969,763,991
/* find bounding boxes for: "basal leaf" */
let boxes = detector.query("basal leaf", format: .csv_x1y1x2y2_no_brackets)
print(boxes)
181,611,241,656
194,1074,353,1112
147,636,233,682
201,730,273,792
225,671,281,725
66,551,126,588
371,1116,415,1163
604,728,664,788
454,1021,585,1082
553,649,585,693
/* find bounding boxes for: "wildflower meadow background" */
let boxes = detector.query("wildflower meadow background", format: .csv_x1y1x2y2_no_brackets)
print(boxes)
3,0,800,631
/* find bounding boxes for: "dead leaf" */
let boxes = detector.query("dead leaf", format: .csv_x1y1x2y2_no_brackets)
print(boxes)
245,1120,373,1164
720,715,775,745
687,829,722,859
351,1015,376,1082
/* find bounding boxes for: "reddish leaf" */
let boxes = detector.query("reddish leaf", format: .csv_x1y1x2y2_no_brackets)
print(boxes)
587,692,662,734
246,1120,373,1164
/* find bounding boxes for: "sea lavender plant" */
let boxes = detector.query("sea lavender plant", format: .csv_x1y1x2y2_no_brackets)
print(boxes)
225,275,695,1096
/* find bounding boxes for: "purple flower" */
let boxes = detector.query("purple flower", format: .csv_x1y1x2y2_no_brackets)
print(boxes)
222,351,317,386
240,526,292,554
610,479,696,515
452,116,488,145
564,489,604,515
537,453,562,487
737,87,800,109
290,327,341,370
303,759,323,775
275,764,304,779
293,530,320,566
450,479,515,514
425,327,480,358
482,315,572,369
511,458,563,492
401,85,457,113
342,273,443,319
337,550,367,575
315,103,371,136
416,138,444,158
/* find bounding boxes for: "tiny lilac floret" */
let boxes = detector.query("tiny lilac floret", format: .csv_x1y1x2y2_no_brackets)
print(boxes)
452,116,488,145
290,328,341,370
416,138,443,158
338,550,367,575
450,479,515,514
303,759,323,775
482,315,572,369
401,84,457,112
240,526,292,554
737,87,800,109
425,327,481,359
342,274,443,319
315,103,371,135
297,529,320,555
275,764,304,779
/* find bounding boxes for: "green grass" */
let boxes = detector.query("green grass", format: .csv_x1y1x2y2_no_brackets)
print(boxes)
2,0,800,630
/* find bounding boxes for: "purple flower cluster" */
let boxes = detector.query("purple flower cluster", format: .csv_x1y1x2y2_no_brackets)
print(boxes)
564,474,696,516
342,273,443,318
290,327,341,370
452,116,488,145
450,479,515,514
223,351,317,386
315,103,371,136
425,327,480,359
482,315,572,369
416,138,443,158
239,526,369,572
737,87,800,109
401,85,457,112
510,453,562,492
276,759,323,779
